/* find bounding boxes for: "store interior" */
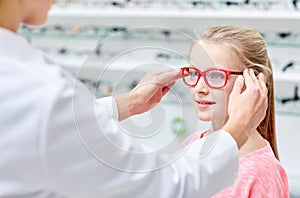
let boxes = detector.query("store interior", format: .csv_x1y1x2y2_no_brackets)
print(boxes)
18,0,300,197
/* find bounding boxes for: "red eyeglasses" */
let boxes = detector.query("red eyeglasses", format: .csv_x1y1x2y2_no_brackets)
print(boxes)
181,66,243,89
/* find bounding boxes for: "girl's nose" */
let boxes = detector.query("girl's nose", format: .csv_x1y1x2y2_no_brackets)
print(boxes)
193,76,209,95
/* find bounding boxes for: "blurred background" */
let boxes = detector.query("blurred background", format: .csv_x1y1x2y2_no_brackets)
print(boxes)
18,0,300,197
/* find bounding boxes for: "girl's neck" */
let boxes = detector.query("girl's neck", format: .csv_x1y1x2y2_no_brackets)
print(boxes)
211,120,224,131
211,120,266,158
238,130,267,158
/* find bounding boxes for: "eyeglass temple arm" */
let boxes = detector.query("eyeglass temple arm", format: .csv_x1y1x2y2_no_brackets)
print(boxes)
230,71,244,75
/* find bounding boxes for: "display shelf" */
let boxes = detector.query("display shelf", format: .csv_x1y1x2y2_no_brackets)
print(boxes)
48,8,300,20
275,110,300,116
18,32,193,43
267,42,300,48
47,8,300,31
20,7,300,48
273,72,300,83
19,33,300,49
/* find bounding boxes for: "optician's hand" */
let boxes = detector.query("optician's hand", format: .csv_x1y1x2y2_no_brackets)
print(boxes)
114,69,181,121
223,69,268,148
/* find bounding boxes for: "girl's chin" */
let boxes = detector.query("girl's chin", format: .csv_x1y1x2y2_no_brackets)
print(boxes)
197,114,229,123
196,114,212,122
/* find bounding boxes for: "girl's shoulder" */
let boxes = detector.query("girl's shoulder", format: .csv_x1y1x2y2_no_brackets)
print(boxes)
237,142,289,196
213,142,289,198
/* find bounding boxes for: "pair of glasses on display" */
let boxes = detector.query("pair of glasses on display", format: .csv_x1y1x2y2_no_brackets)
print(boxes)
40,45,121,60
278,86,299,104
292,0,298,9
220,0,279,9
58,0,284,10
281,61,300,72
185,0,283,10
275,85,300,115
181,67,243,89
80,79,113,97
259,31,300,45
20,24,192,43
20,24,128,36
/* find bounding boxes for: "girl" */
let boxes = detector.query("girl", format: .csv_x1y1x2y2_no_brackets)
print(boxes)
182,25,289,197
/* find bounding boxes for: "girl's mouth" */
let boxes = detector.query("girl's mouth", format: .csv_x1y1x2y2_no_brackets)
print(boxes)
196,100,216,109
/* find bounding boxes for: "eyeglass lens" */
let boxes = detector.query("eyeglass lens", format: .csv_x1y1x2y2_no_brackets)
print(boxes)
183,68,227,88
206,70,226,87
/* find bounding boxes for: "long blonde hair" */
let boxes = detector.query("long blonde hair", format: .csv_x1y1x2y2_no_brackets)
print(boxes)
194,25,278,160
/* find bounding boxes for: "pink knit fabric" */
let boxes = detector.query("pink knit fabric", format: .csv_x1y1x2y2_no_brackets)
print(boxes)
212,141,289,198
182,132,289,198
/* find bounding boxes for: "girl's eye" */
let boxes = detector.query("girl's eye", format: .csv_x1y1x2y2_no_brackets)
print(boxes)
191,71,198,77
208,71,225,80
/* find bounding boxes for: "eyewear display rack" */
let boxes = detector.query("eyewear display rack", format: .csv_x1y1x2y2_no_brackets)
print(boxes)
37,4,300,112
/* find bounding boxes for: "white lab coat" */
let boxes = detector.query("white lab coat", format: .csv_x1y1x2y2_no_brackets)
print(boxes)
0,27,238,198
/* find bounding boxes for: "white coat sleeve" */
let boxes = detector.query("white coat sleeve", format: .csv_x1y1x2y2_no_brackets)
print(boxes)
41,77,239,198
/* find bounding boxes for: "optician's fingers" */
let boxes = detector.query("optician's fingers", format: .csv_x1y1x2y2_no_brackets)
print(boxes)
243,69,251,87
248,69,259,85
230,75,244,97
249,70,267,97
249,69,260,85
162,82,175,96
257,73,269,114
258,73,268,96
155,68,181,84
243,69,258,88
139,69,180,91
147,68,176,78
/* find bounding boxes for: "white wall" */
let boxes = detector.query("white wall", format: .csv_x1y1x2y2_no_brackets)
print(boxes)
277,114,300,197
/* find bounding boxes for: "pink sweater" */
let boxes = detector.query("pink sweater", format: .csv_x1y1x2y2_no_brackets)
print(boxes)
182,133,289,198
212,141,289,198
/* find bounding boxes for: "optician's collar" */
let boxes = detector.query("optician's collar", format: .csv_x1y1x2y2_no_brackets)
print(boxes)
0,27,44,63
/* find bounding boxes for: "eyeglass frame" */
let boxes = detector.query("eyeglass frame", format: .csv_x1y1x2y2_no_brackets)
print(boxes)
181,66,243,89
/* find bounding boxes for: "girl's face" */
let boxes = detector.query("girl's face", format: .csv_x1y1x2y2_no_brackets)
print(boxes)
21,0,56,25
189,41,243,127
